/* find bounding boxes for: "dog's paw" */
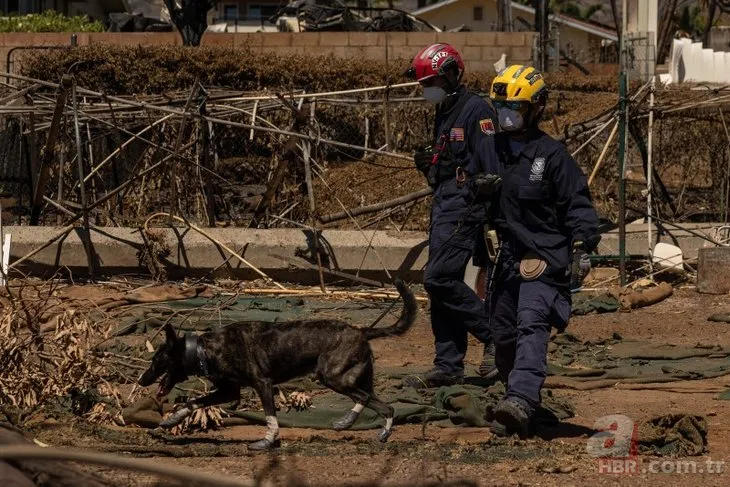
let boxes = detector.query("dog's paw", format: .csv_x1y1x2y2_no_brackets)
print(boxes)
249,438,280,451
376,428,392,443
332,410,359,431
159,407,191,429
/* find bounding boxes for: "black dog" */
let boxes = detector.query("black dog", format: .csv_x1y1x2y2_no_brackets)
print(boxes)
138,278,417,450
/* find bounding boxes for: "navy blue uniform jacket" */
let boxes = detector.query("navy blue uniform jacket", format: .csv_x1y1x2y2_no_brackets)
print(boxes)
430,86,498,225
484,130,601,287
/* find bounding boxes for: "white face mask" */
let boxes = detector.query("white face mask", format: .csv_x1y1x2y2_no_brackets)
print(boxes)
498,108,524,131
423,86,447,105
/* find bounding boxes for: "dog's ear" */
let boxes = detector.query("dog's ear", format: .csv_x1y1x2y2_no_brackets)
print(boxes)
164,323,178,345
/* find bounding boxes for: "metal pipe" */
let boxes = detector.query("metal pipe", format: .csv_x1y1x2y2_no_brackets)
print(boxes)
618,0,628,286
618,71,627,286
5,45,68,83
647,74,656,276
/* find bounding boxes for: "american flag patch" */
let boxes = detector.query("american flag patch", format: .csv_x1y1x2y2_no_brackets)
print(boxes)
450,127,465,141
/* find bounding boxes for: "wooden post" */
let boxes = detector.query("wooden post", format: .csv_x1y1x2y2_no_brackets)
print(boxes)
199,98,216,227
56,151,65,226
27,113,39,196
30,75,72,225
169,82,199,221
72,77,97,280
249,100,258,141
364,94,370,150
304,101,326,292
249,94,309,228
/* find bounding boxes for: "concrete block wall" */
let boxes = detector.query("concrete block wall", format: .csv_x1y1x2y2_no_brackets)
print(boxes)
0,31,536,75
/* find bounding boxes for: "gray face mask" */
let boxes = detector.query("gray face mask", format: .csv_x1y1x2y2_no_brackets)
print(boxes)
498,108,524,131
423,86,447,105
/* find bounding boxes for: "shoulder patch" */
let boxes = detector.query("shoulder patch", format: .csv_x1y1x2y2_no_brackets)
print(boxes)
479,118,495,135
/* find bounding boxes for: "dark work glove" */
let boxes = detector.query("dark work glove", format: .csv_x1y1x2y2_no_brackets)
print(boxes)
414,147,434,175
472,173,502,201
414,147,437,187
569,241,591,292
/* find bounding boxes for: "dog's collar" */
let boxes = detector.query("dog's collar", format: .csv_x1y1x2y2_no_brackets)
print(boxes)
183,333,210,377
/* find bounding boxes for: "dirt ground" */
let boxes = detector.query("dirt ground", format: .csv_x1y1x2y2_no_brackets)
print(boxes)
16,285,730,487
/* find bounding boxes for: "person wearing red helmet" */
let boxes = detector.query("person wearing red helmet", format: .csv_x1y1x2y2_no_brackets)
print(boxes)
402,43,501,389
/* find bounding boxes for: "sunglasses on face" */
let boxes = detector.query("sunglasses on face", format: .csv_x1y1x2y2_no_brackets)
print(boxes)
493,100,527,110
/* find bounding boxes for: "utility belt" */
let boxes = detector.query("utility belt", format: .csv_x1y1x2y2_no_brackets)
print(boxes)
488,233,549,281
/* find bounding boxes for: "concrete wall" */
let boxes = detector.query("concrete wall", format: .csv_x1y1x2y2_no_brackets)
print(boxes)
2,223,719,284
0,31,536,75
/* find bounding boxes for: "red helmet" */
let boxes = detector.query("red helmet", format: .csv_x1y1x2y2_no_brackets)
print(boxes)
406,43,465,82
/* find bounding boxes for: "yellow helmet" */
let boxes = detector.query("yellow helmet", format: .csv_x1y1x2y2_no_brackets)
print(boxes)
490,64,547,105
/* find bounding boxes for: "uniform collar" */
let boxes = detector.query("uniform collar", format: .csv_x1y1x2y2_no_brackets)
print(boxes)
437,85,467,115
498,129,544,162
183,333,210,377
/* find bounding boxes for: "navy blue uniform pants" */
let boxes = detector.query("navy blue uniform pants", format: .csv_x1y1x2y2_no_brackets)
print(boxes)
424,220,492,376
488,268,571,412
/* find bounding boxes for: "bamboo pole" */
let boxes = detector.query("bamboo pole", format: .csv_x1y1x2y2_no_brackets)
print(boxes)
223,288,428,302
570,117,614,158
303,100,326,293
169,82,199,220
30,75,71,225
588,120,619,187
71,77,96,280
1,72,414,162
8,142,195,271
319,188,433,224
83,114,175,184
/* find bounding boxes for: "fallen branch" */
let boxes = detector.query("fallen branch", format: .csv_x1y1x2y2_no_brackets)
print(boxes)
222,287,429,302
319,188,432,224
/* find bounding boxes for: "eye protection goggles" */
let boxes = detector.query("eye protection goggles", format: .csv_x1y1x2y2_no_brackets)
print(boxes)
492,100,527,110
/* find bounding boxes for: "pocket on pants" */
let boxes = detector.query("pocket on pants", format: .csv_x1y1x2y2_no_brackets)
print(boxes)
550,291,571,330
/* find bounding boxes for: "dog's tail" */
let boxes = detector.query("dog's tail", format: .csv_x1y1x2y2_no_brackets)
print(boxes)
363,278,417,340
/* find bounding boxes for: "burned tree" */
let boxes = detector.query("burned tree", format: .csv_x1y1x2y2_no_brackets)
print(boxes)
164,0,218,46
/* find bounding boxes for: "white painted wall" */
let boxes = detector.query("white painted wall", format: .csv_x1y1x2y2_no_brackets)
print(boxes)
665,37,730,84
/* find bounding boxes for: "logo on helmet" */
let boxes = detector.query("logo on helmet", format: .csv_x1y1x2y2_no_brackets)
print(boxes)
431,51,449,71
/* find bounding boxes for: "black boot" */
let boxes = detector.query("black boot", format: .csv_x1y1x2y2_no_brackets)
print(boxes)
489,419,508,437
402,367,464,389
494,397,532,439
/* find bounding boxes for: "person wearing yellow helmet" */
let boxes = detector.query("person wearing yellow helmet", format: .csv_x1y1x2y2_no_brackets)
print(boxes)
484,65,601,438
490,64,548,133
